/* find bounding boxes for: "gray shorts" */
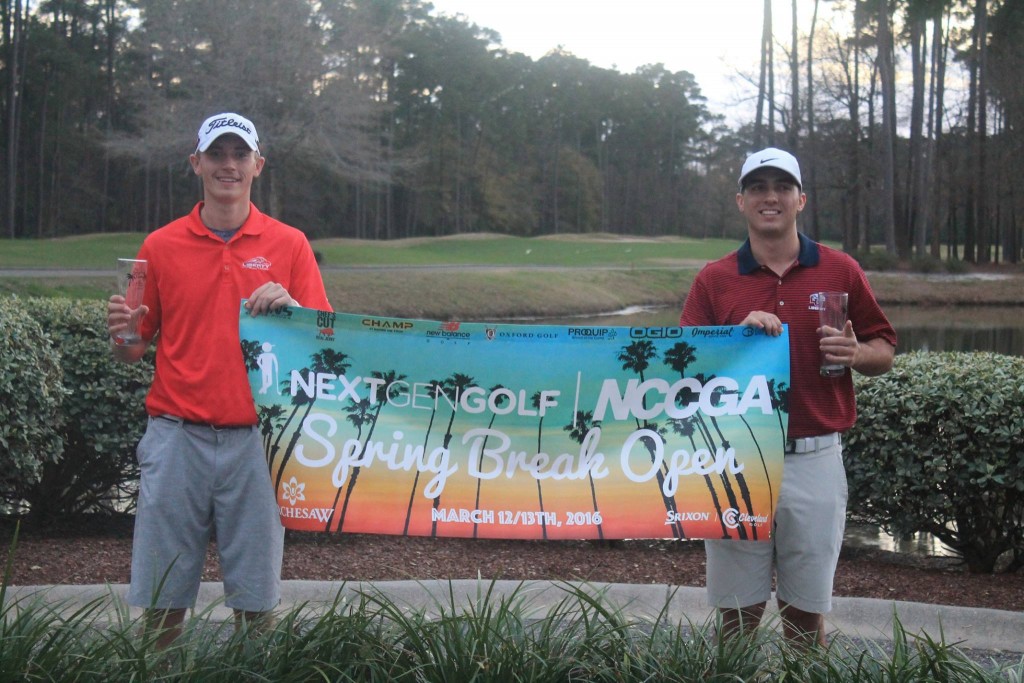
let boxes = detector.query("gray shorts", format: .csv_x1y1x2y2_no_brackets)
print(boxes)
704,437,847,614
127,416,284,612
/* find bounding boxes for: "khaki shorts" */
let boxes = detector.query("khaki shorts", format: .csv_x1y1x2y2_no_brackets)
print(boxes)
704,437,847,614
127,416,284,612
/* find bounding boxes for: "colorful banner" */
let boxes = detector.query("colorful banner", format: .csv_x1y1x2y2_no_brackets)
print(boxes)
239,305,790,542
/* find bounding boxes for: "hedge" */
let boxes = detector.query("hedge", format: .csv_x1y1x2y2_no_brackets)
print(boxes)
846,351,1024,573
0,296,153,519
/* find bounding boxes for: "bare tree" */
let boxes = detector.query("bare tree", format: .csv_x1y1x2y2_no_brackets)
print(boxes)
973,0,990,263
755,0,774,147
3,0,26,239
805,0,821,240
788,0,801,151
877,0,898,254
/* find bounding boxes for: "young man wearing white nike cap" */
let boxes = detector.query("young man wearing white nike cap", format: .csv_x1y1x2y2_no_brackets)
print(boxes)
680,147,897,647
107,112,331,647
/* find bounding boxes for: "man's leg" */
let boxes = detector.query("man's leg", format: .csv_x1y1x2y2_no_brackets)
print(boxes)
705,537,774,641
234,609,275,636
216,427,284,619
774,442,847,649
718,602,767,639
778,601,828,647
128,419,213,649
144,607,187,650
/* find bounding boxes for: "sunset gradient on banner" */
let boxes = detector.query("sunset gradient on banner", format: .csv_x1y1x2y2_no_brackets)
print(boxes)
240,305,790,542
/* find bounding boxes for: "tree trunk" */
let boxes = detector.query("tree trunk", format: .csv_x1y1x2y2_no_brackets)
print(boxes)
755,0,772,147
908,7,927,257
805,0,820,240
974,0,990,263
788,0,800,152
877,0,898,255
5,0,23,238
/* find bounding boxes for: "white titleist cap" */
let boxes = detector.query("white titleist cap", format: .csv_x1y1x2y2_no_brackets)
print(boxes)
195,113,260,153
739,147,801,188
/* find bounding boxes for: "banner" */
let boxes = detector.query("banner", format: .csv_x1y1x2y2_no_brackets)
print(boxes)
239,305,790,542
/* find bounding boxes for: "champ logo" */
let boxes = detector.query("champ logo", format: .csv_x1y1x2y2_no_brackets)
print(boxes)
243,256,271,271
362,318,414,332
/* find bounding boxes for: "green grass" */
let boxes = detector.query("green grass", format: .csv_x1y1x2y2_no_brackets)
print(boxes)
0,233,718,314
0,233,148,269
2,578,1019,682
314,233,732,268
0,232,733,270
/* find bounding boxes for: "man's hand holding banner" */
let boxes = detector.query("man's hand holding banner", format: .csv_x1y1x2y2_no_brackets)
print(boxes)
240,306,790,542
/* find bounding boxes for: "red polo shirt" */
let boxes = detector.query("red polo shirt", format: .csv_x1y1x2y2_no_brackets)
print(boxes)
136,202,332,426
680,234,896,438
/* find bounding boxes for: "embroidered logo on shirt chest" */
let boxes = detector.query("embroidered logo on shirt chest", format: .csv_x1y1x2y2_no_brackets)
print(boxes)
243,257,271,271
808,292,824,311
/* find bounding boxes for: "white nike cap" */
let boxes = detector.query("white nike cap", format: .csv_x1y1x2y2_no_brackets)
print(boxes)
195,113,260,153
739,147,801,188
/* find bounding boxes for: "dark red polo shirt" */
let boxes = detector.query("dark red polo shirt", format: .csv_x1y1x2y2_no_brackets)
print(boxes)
680,234,897,438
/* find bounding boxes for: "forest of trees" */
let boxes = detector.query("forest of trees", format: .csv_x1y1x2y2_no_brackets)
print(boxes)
0,0,1021,263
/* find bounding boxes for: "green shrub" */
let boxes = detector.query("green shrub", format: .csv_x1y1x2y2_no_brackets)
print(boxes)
909,255,944,273
846,351,1024,573
852,249,899,272
0,297,66,505
6,297,153,519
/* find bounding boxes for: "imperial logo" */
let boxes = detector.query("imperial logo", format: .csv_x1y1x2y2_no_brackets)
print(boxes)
242,257,271,271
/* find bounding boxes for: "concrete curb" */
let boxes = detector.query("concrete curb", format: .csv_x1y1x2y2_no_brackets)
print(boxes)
5,580,1022,654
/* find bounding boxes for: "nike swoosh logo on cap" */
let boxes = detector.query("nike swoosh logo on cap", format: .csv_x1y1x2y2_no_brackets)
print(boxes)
760,157,778,163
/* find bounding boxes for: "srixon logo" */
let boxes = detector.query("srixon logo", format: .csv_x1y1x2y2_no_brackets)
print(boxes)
316,310,336,341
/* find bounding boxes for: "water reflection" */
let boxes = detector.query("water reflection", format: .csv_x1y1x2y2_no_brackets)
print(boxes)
527,304,1024,357
844,523,956,558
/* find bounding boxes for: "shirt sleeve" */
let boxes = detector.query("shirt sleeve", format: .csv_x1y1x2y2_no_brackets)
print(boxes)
680,269,715,326
289,238,332,312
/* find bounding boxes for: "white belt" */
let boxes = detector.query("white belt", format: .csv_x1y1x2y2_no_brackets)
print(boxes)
785,432,841,454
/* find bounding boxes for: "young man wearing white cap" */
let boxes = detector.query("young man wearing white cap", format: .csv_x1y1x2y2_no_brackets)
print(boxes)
680,147,896,647
107,112,331,647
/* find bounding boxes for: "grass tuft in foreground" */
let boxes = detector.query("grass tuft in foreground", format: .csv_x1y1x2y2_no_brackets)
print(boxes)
2,577,1020,682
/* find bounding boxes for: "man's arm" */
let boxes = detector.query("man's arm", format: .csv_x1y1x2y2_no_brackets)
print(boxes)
820,321,895,377
107,294,150,363
851,336,896,376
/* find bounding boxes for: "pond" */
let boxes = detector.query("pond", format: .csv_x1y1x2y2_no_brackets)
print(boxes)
528,304,1024,357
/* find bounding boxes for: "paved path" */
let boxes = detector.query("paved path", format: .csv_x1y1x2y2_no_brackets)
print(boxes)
6,580,1022,658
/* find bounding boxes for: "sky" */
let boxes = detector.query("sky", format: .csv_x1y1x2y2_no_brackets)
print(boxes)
426,1,825,124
